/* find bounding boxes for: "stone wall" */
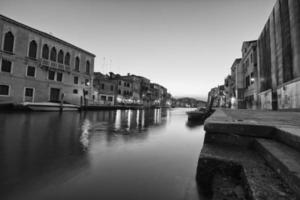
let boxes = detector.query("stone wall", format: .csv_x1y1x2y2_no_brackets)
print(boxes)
258,89,272,110
277,78,300,109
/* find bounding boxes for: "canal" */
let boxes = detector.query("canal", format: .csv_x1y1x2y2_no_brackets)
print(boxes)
0,108,206,200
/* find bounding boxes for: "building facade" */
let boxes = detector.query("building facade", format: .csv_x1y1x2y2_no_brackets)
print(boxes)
257,0,300,110
93,72,117,105
0,15,95,106
241,40,258,109
230,58,243,109
116,76,134,104
224,75,234,108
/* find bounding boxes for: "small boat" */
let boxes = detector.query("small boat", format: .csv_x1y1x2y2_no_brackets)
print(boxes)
186,96,215,122
186,107,208,121
22,102,80,111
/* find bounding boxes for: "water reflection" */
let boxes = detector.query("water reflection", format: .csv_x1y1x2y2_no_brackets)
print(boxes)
0,109,168,196
0,108,205,200
80,119,91,150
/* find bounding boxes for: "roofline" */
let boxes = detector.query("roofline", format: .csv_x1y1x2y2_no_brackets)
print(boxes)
0,14,95,57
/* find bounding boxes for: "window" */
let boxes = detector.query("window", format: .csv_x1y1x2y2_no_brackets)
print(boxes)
101,96,106,101
110,85,114,91
246,76,250,88
56,72,63,82
64,53,70,65
58,50,64,64
26,66,35,77
108,96,113,101
0,85,9,96
101,84,105,89
118,89,121,94
48,71,55,80
1,59,12,73
25,88,34,97
119,81,121,85
28,40,37,59
73,89,78,94
50,47,57,61
74,76,79,84
86,61,90,74
75,57,80,71
85,79,90,86
3,32,14,53
42,44,49,59
250,72,255,84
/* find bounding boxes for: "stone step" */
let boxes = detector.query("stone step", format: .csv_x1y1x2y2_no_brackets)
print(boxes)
275,127,300,152
196,144,297,200
254,138,300,198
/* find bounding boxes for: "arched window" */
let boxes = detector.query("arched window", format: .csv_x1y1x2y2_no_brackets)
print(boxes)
42,44,49,59
58,50,64,64
64,52,70,65
50,47,57,61
28,40,37,59
3,31,14,53
86,61,90,74
75,56,80,71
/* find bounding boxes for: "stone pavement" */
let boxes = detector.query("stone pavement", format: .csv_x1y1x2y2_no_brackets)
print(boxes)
222,109,300,128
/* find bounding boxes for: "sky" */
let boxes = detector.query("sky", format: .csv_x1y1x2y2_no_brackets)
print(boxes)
0,0,276,100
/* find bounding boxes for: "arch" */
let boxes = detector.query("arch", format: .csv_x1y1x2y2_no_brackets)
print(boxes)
50,47,57,61
28,40,37,59
64,52,70,65
75,56,80,71
58,50,64,64
3,31,14,53
42,44,49,59
86,60,90,74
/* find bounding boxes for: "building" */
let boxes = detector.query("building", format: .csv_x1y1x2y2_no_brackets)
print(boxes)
207,86,226,108
93,72,117,105
230,58,243,109
132,75,151,106
257,0,300,110
116,75,134,105
0,15,95,106
224,75,234,108
150,83,168,107
122,74,142,104
241,40,258,109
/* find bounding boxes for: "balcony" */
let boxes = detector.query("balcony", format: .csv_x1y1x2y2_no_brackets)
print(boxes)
40,59,69,72
58,63,65,70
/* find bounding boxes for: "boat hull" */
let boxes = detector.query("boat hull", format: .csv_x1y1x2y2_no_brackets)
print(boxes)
186,111,209,121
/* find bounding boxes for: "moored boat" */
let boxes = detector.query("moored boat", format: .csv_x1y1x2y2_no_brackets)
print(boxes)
22,102,80,111
186,108,208,121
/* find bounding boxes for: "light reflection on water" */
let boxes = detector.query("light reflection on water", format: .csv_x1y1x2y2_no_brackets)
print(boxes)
0,108,206,200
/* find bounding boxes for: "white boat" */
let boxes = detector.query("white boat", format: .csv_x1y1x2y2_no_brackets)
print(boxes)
22,102,80,111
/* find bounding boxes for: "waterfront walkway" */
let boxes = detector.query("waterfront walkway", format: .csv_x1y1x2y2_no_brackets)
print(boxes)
215,109,300,128
197,109,300,200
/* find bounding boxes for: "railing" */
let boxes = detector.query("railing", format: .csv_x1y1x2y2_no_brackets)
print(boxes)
41,59,50,67
40,59,70,72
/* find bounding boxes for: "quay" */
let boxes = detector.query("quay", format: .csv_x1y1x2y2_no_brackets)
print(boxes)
197,109,300,200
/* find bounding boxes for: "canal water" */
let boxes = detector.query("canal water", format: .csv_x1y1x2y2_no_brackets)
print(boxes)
0,108,206,200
